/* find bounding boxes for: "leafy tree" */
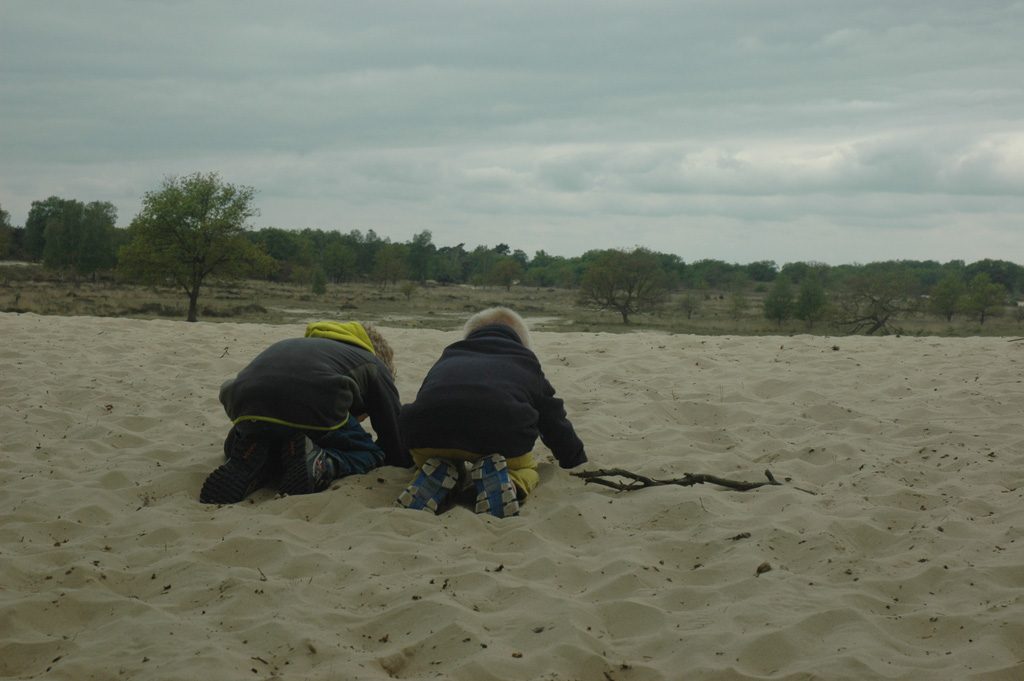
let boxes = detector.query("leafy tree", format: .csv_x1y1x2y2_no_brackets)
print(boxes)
679,291,702,319
30,198,119,277
685,259,736,289
119,172,271,322
23,196,66,261
373,242,407,290
248,227,306,281
745,260,778,282
399,280,418,301
407,230,435,282
728,291,750,320
961,273,1006,324
928,272,965,322
487,257,523,291
41,200,83,271
763,276,794,328
322,238,357,283
964,259,1023,296
832,271,915,335
794,276,828,329
340,229,388,279
77,202,120,274
523,250,578,288
0,202,13,259
781,261,833,287
311,267,327,295
578,247,672,324
434,243,468,284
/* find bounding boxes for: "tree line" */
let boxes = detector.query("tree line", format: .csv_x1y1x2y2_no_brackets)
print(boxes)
1,172,1021,329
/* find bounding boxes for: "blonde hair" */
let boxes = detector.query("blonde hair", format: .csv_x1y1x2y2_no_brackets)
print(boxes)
463,306,532,348
363,323,396,378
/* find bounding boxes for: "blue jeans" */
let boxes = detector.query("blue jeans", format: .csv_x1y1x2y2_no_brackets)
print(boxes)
315,417,385,475
230,417,385,478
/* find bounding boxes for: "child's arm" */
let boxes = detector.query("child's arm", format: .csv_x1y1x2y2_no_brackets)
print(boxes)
535,377,587,468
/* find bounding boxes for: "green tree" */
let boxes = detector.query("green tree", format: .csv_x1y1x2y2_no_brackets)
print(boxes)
248,226,307,281
434,243,468,283
523,250,578,288
322,238,357,283
41,200,83,271
399,280,418,301
77,202,119,275
407,230,435,282
24,196,66,261
466,245,503,285
373,242,407,290
311,267,327,295
794,276,828,329
745,260,778,282
964,259,1023,297
679,291,702,319
928,272,965,322
487,257,523,291
119,172,270,322
33,198,118,277
962,273,1006,324
578,247,672,324
728,291,750,321
833,271,915,335
685,259,736,289
0,202,12,258
763,277,794,328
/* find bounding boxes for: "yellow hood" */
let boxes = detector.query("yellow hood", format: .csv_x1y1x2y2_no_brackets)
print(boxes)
304,321,375,354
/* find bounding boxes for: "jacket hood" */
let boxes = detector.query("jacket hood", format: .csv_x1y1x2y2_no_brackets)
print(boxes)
304,321,375,354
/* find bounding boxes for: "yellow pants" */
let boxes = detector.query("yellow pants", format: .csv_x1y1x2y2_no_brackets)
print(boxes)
410,448,540,498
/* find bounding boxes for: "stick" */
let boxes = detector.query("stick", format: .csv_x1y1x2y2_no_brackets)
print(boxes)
572,467,783,492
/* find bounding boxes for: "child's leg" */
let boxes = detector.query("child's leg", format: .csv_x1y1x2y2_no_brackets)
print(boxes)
201,425,277,504
470,454,519,518
504,452,540,500
280,417,384,495
395,449,469,513
316,417,385,475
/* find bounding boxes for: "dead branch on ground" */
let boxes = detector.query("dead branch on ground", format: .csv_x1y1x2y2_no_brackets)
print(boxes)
573,468,784,492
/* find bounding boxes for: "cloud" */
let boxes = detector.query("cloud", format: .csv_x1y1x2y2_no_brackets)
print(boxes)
1,0,1023,265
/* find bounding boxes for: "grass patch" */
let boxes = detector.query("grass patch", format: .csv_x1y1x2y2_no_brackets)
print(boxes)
1,263,1022,337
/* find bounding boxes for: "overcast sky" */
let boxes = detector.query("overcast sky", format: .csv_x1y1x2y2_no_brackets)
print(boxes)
2,1,1022,266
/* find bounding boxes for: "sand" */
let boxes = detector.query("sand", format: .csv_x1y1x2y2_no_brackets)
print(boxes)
1,311,1022,681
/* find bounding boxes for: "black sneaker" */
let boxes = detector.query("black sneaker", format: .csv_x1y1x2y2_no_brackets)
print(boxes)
280,433,337,495
199,435,274,504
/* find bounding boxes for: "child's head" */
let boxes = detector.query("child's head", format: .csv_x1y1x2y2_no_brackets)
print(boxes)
463,306,532,348
363,323,396,378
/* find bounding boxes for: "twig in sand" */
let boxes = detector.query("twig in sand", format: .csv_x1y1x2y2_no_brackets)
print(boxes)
572,468,783,492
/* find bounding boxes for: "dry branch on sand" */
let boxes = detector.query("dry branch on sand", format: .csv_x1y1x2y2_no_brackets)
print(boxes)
572,467,811,493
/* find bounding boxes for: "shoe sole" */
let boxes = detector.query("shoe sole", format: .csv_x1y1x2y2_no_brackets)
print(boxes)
472,454,519,518
396,458,459,513
199,441,272,504
280,434,320,495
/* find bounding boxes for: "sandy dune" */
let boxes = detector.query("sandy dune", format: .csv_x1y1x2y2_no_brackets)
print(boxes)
1,312,1021,680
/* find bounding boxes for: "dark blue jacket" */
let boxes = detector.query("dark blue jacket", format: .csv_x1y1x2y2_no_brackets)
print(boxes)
399,324,586,468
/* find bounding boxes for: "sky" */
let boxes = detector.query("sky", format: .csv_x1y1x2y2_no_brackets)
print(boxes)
1,1,1022,266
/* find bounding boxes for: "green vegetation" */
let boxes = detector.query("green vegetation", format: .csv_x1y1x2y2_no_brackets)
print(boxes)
578,248,673,324
118,173,272,321
1,177,1023,335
